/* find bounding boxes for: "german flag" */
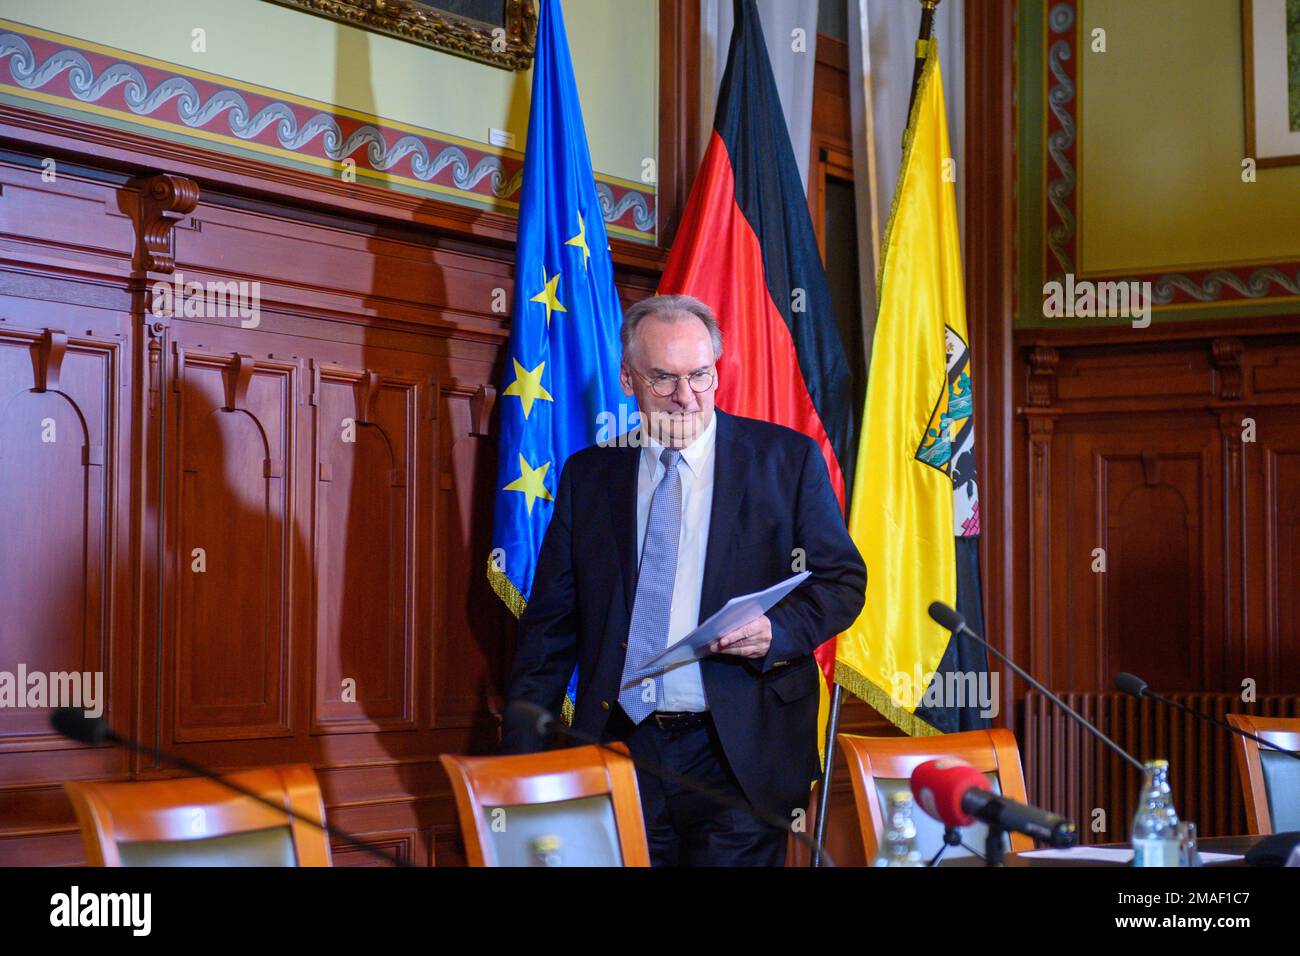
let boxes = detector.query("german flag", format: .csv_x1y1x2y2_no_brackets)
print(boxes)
658,0,857,731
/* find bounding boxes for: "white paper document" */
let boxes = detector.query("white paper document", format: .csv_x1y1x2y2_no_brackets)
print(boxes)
1020,847,1244,864
640,571,812,670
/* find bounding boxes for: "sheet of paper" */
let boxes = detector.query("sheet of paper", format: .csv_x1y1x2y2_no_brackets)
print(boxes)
1020,847,1244,864
639,570,812,670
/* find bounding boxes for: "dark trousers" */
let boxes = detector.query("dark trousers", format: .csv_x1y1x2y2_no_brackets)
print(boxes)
604,706,787,866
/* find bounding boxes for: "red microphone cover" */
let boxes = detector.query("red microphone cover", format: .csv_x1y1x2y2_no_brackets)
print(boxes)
910,758,992,827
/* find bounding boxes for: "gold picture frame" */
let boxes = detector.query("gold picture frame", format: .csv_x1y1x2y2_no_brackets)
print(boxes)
264,0,538,70
1242,0,1300,167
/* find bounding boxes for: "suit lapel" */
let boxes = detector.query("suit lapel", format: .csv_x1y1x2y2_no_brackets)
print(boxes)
700,410,749,620
611,442,640,618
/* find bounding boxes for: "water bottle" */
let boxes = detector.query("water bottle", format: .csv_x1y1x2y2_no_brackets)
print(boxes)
1178,821,1202,867
1131,759,1182,867
529,834,563,866
873,791,924,866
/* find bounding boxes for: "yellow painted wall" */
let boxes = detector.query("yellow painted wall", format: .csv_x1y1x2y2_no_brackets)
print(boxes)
1,0,658,185
1080,0,1300,273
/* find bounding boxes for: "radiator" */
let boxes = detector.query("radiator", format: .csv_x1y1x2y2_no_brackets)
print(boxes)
1019,691,1300,843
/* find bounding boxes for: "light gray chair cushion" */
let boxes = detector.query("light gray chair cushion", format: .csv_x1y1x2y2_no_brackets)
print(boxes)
482,795,622,866
116,826,298,866
1261,750,1300,832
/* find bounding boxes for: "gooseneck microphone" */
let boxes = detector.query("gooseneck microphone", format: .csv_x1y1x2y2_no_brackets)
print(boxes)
911,758,1076,850
927,601,1148,775
51,708,409,867
1115,672,1300,762
504,700,836,867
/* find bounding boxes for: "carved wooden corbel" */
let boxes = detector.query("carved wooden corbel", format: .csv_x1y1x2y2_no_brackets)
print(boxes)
132,173,199,274
33,329,68,393
470,383,496,438
1140,450,1161,487
1210,337,1244,402
1026,345,1060,408
354,370,381,424
223,353,255,412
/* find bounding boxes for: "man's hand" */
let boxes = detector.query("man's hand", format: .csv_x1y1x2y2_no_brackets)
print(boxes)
708,614,773,659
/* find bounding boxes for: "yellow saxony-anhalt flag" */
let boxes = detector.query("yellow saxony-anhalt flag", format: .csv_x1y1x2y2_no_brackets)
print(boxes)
836,41,973,736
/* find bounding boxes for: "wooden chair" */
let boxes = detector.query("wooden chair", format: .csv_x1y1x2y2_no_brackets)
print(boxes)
64,764,332,866
837,728,1034,863
440,744,649,866
1225,714,1300,835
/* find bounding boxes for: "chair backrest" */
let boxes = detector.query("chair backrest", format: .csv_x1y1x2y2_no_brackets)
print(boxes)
439,744,649,867
1225,714,1300,835
837,728,1034,863
64,764,331,866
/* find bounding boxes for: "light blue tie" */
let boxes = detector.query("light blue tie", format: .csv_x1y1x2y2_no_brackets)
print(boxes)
618,447,683,724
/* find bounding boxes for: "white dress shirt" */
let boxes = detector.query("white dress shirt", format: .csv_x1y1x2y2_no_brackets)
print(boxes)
634,413,717,712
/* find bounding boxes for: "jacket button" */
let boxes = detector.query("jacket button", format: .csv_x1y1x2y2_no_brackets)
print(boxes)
601,700,610,711
620,642,628,650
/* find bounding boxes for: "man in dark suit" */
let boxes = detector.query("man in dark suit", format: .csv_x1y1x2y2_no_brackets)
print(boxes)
502,293,866,866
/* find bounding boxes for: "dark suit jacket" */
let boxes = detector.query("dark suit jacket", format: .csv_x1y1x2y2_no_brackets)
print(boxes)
501,409,867,818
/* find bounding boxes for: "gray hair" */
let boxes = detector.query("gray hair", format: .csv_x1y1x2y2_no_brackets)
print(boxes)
620,294,723,363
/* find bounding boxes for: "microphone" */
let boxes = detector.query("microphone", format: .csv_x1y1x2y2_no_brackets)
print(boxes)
1113,672,1148,699
52,708,116,747
927,601,1148,775
507,699,556,741
1115,672,1300,762
926,601,967,636
911,758,1076,849
50,708,408,867
911,757,990,827
503,700,835,866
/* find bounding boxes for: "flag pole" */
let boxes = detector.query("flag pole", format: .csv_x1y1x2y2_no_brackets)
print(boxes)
811,0,941,869
908,0,941,117
811,682,843,866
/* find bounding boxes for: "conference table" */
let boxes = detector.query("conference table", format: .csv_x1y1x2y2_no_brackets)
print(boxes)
938,835,1266,866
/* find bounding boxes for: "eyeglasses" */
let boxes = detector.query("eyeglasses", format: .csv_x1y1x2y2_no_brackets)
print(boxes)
629,366,716,398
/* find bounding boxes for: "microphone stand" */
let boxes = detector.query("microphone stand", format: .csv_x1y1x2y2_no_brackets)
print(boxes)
984,823,1007,868
52,710,408,867
1120,678,1300,762
932,608,1148,776
926,826,984,867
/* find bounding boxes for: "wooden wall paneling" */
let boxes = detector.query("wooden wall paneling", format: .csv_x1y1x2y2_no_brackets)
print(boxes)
0,161,138,863
328,830,422,867
1246,406,1300,693
1088,432,1218,693
172,347,293,742
1024,348,1057,689
1024,343,1215,695
1016,325,1300,716
131,174,200,776
318,760,451,867
312,364,418,733
657,0,703,250
436,379,510,736
0,156,138,276
1217,404,1247,694
965,0,1018,727
0,329,111,742
150,192,523,861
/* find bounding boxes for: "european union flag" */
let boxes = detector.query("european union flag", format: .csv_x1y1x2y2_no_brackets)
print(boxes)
487,0,637,707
